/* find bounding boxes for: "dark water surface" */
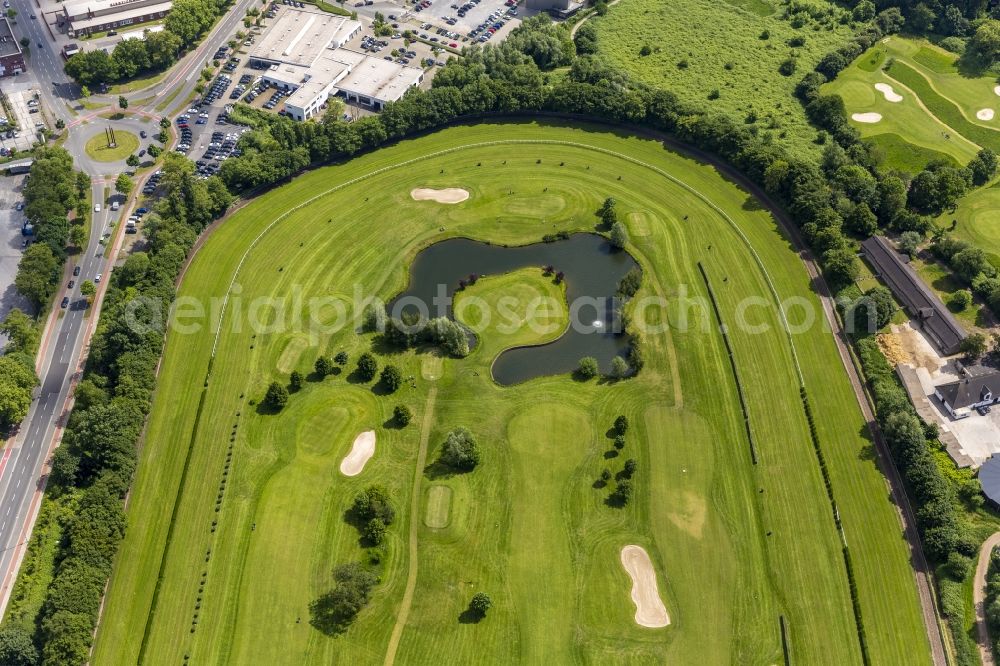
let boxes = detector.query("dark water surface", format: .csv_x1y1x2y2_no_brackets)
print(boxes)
389,233,639,385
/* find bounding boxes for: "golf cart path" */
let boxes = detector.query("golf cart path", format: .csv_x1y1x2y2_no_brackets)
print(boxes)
975,531,1000,666
383,387,437,666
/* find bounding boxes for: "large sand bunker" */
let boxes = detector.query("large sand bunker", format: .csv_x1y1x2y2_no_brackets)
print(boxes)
620,545,669,628
978,109,996,121
410,188,469,204
340,430,376,476
874,83,902,102
852,112,883,124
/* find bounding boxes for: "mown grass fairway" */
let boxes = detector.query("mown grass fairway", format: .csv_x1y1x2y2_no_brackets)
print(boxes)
825,36,1000,171
93,120,928,664
591,0,856,151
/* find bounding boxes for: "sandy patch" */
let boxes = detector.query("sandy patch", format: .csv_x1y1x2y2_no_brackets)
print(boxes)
276,336,307,373
424,485,452,528
852,112,883,124
627,210,652,237
994,85,1000,96
874,83,902,102
978,108,995,121
620,545,669,628
410,187,469,204
340,430,376,476
666,490,707,539
421,352,443,380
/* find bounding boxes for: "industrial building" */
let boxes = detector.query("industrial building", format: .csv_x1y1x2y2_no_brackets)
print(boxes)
60,0,173,38
248,8,423,120
0,18,24,76
860,235,967,355
524,0,582,18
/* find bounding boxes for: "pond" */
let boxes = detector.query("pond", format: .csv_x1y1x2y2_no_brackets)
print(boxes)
389,233,640,385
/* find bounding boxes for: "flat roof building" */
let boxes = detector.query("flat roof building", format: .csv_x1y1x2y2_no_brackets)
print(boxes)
248,7,422,120
861,235,967,355
61,0,172,38
979,454,1000,509
0,18,24,77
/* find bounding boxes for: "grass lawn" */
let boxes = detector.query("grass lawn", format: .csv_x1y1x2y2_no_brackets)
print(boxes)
108,68,170,95
92,120,929,665
84,130,139,162
591,0,857,152
825,36,1000,171
941,181,1000,266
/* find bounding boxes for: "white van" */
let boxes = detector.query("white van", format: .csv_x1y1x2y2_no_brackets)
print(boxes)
111,200,119,211
94,203,101,213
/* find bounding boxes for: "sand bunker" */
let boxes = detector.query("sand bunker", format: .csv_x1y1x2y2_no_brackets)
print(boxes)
978,109,995,121
874,83,902,102
994,85,1000,96
340,430,376,476
410,188,469,204
852,112,883,124
620,545,669,628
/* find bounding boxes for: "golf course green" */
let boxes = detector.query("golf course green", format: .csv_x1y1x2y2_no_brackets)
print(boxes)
91,120,929,664
824,36,1000,171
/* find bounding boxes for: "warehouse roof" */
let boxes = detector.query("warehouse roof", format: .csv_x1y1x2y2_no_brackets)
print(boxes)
336,54,423,103
250,9,360,67
861,235,966,355
0,18,20,58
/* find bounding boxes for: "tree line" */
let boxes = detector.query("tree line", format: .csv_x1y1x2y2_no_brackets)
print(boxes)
64,0,231,88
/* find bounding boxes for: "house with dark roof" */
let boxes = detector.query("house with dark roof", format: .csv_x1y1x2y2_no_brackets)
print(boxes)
935,370,1000,419
860,235,966,354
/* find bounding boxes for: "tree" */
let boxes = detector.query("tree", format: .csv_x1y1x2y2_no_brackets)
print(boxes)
961,333,989,359
264,381,289,410
0,358,36,429
159,116,171,129
609,221,629,249
852,0,875,20
613,478,633,505
949,289,973,312
315,355,332,377
15,242,59,307
614,434,625,450
334,351,348,365
969,149,998,186
469,592,492,617
356,352,378,382
310,562,378,632
393,404,412,427
610,356,629,379
380,365,402,393
118,95,128,110
115,173,133,196
952,247,995,283
822,246,861,288
851,286,895,334
614,415,629,434
126,154,139,168
363,517,386,545
69,224,86,248
899,231,922,257
846,202,878,236
1,308,39,353
0,626,38,666
289,370,303,391
79,280,96,300
440,427,480,471
623,458,637,478
352,485,395,524
971,20,1000,64
577,356,599,379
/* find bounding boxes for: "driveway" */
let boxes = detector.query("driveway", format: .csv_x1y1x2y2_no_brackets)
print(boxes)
976,532,1000,666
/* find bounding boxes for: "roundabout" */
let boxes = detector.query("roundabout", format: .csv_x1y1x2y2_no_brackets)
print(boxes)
84,129,140,162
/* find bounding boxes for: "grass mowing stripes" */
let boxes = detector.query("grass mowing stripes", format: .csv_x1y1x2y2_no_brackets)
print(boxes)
92,121,929,665
887,60,1000,152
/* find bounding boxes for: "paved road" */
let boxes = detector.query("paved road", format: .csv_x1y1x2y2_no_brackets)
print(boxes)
0,0,256,616
976,532,1000,666
0,186,111,610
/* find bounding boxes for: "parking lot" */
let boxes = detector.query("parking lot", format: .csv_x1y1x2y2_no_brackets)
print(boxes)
0,88,44,155
407,0,520,41
0,174,30,347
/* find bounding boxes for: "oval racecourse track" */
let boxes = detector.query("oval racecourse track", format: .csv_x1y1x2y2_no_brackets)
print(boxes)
92,120,931,666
